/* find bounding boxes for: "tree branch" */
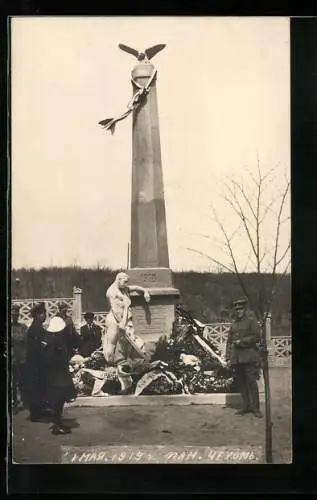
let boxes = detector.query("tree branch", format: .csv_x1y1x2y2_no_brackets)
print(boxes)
272,181,290,272
266,180,290,313
275,240,291,267
260,245,268,265
223,186,258,261
256,162,261,276
282,257,291,275
184,247,234,273
280,216,290,225
231,179,257,221
259,197,278,225
242,250,253,273
210,206,259,318
261,164,280,185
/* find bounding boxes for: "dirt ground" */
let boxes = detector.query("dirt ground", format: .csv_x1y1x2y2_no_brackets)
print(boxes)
11,367,291,464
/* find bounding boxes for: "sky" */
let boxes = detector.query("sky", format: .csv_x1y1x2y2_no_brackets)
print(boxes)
11,16,290,272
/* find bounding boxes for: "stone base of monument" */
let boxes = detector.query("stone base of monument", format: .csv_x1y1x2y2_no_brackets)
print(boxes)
66,390,265,408
70,265,265,408
66,376,264,408
128,267,175,287
67,374,264,408
128,268,180,356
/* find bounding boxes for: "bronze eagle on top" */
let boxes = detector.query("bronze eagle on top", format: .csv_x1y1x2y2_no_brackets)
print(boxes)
98,44,165,133
118,43,166,62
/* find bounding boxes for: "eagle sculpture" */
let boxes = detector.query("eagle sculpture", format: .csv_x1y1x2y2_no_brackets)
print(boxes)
98,44,165,133
118,43,166,62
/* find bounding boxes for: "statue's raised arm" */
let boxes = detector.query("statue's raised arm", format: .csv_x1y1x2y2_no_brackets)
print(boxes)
128,284,151,303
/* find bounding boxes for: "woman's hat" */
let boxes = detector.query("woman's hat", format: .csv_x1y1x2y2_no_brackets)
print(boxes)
46,316,66,333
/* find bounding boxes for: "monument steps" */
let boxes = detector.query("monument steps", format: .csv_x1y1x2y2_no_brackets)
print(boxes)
66,391,265,408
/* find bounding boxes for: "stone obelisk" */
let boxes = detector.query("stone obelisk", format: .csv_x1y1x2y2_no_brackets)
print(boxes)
130,62,169,269
128,58,180,345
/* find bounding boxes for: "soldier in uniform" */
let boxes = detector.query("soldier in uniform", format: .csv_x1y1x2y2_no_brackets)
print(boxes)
11,304,28,412
225,297,263,418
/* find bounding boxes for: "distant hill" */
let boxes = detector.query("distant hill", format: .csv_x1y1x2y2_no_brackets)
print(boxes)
11,267,291,336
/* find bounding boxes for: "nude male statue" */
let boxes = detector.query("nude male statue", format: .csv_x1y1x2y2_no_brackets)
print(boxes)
102,272,150,365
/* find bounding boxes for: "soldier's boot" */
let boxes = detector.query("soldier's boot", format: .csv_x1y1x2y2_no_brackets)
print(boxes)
235,408,252,415
235,366,251,414
252,410,263,418
247,371,262,418
51,423,71,435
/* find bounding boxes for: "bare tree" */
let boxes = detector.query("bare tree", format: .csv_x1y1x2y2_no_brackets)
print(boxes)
186,160,290,463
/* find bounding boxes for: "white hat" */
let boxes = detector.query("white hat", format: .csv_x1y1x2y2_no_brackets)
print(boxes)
47,316,66,333
70,354,85,365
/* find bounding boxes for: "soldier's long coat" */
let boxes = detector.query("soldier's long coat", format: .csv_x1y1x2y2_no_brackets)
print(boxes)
225,316,261,365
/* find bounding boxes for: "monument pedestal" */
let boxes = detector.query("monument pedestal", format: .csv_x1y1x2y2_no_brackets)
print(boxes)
128,267,180,359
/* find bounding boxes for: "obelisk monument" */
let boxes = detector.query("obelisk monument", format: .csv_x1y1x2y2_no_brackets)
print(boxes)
113,45,179,344
99,44,180,349
128,56,180,345
130,61,169,270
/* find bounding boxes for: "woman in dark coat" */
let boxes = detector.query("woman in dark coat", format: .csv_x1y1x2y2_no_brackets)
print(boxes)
25,302,49,421
44,317,77,435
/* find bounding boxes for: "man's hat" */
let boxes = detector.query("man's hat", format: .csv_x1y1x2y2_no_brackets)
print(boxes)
58,302,69,311
11,304,20,312
84,312,95,321
30,302,46,318
233,297,248,307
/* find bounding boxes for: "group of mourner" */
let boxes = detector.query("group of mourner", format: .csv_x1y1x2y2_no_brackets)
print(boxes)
11,272,263,435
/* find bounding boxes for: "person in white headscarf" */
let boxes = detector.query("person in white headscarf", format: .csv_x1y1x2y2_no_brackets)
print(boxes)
103,272,150,365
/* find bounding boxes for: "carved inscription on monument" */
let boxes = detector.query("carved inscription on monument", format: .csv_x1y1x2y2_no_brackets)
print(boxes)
128,268,173,288
132,304,175,340
142,272,158,284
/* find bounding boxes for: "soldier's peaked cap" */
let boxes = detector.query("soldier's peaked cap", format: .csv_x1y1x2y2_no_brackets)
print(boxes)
30,302,46,317
233,297,248,307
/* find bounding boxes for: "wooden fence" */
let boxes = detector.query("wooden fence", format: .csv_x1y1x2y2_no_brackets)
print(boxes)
11,291,291,365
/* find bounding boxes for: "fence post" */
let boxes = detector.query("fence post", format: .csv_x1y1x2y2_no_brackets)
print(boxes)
72,287,82,333
265,312,273,362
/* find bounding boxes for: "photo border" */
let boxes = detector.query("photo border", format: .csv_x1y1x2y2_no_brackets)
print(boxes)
3,8,317,495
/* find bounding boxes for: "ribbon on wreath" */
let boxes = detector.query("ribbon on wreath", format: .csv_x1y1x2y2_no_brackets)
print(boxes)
99,67,157,134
